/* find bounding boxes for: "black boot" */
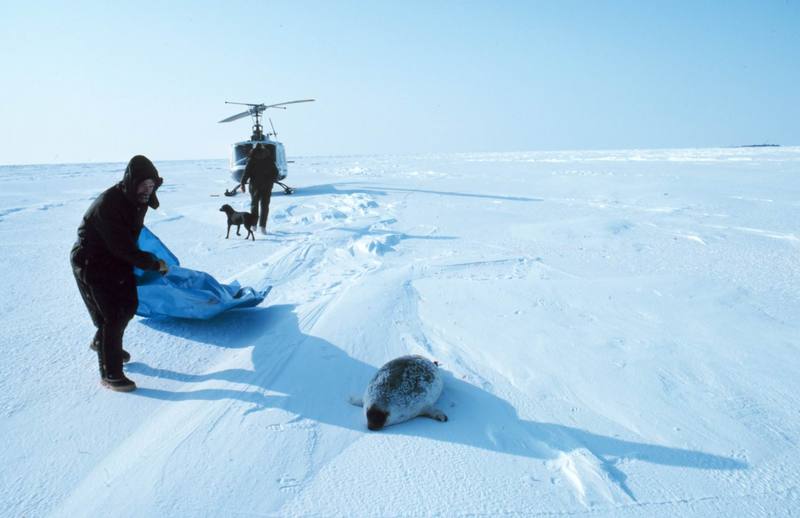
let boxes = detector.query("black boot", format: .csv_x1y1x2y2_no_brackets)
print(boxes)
101,370,137,392
95,320,136,392
91,338,130,363
97,352,137,392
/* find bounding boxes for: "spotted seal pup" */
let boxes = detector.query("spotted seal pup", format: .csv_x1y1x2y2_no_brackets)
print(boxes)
350,355,448,431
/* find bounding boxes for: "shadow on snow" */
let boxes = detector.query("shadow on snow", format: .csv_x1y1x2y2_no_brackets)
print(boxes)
132,304,746,490
286,182,544,203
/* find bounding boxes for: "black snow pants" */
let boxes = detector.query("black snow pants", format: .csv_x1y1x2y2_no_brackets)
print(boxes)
250,183,274,229
71,251,137,377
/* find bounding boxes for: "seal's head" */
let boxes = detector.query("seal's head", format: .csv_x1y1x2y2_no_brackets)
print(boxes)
366,406,388,431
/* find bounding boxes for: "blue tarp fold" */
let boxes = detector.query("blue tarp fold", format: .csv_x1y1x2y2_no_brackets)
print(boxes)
134,227,270,319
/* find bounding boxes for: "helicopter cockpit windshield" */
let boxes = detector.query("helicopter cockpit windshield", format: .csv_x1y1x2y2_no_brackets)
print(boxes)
233,143,254,168
231,142,286,179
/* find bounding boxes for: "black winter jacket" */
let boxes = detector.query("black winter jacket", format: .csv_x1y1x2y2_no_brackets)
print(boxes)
71,155,163,282
241,145,279,189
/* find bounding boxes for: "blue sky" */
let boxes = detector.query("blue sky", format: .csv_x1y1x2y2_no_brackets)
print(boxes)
1,1,798,164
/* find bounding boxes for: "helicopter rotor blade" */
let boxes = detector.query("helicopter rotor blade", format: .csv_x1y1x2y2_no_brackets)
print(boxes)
224,101,260,107
219,99,313,123
218,110,254,123
262,99,315,110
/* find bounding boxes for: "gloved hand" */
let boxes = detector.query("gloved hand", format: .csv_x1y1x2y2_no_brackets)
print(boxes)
157,259,169,275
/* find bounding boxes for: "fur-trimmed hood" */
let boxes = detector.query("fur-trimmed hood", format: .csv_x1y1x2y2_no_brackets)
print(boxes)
119,155,163,209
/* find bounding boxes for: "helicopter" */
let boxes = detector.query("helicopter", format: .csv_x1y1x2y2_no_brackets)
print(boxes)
218,99,314,195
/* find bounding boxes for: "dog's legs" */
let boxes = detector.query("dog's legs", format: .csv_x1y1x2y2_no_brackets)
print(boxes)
236,224,242,236
226,224,231,239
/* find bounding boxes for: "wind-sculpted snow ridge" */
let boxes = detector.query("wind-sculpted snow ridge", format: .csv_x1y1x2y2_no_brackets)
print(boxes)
2,148,799,516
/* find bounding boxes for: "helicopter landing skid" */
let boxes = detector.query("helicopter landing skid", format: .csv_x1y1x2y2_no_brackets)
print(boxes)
277,181,294,194
224,184,245,197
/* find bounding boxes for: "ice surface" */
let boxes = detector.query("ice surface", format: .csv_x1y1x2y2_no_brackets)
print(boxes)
1,147,799,516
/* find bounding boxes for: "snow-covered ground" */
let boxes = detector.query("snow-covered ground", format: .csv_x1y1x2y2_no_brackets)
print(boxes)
1,147,799,517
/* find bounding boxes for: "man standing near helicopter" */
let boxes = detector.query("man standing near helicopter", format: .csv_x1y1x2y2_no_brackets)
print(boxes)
240,143,279,235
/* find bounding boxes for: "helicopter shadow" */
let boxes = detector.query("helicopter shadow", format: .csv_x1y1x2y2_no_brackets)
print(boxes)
277,182,386,198
129,304,747,493
287,182,543,203
378,185,544,203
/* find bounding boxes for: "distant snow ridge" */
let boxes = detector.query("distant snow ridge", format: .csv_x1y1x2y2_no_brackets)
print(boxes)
0,207,24,221
0,199,82,222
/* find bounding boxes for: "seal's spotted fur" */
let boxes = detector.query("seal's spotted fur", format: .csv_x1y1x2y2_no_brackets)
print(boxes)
352,355,448,431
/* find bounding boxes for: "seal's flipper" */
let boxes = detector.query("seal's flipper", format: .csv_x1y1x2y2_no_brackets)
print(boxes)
348,396,364,407
421,406,448,422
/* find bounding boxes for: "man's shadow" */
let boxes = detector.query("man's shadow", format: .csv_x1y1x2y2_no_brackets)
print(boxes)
133,304,746,494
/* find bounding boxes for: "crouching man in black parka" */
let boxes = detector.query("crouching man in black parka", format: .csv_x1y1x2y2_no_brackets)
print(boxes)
70,155,168,392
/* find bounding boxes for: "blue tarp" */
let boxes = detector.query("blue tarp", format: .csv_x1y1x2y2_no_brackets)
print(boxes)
134,227,270,319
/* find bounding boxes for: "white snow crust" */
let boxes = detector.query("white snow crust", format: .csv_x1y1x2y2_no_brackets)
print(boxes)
1,147,799,516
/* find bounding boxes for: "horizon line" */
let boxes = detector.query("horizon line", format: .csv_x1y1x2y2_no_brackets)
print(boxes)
0,143,795,168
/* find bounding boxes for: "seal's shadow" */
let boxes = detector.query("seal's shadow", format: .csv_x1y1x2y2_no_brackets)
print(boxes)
130,304,747,481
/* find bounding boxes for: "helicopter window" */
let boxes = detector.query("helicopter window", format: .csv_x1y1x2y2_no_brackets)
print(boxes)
234,144,254,165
